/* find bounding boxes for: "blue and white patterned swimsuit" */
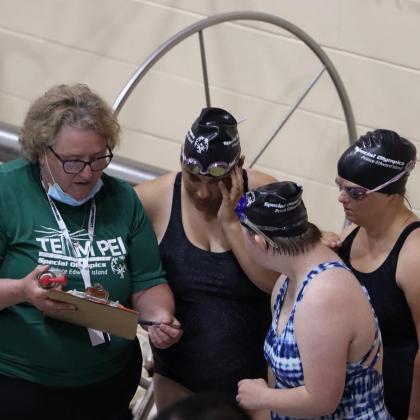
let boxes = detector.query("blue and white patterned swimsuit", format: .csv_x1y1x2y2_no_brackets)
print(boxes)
264,261,392,420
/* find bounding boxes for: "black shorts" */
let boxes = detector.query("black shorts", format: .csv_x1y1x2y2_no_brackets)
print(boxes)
0,339,142,420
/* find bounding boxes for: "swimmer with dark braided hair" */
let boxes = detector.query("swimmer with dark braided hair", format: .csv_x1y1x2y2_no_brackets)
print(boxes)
332,129,420,420
135,108,279,417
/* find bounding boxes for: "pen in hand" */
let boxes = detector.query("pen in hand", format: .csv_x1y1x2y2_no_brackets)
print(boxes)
138,319,183,330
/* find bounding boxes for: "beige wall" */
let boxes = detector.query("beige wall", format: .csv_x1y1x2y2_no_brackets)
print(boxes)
1,0,419,231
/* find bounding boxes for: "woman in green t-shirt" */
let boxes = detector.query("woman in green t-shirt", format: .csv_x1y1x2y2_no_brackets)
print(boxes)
0,84,182,420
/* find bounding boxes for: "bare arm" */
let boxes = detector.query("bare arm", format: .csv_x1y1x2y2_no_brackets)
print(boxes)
130,184,183,348
132,283,182,349
218,167,279,293
237,274,356,416
397,229,420,419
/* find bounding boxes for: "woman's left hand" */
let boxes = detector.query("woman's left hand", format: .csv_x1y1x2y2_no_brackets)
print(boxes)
217,166,244,226
147,314,183,349
321,231,342,251
237,378,269,410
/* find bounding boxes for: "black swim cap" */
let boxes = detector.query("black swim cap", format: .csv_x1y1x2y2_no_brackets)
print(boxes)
337,129,416,194
238,181,309,238
183,107,241,167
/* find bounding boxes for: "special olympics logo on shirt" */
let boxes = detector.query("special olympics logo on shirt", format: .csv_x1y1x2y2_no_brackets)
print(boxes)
111,256,126,279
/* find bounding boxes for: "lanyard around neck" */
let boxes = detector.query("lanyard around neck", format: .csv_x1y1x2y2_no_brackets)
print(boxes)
44,189,108,345
46,194,95,288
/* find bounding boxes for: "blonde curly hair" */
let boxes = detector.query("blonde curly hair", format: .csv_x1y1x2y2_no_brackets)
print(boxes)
19,84,120,162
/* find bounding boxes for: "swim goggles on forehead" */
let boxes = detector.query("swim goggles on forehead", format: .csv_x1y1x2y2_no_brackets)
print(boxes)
336,160,416,200
181,149,240,178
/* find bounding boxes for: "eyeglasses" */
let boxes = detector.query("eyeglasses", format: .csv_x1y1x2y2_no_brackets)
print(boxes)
181,149,240,178
336,160,416,200
48,146,113,174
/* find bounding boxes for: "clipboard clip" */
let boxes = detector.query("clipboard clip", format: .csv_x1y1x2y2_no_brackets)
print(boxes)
84,283,110,304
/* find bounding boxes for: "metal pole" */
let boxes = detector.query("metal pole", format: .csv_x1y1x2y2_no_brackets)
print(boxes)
112,11,357,149
249,66,326,168
198,31,211,107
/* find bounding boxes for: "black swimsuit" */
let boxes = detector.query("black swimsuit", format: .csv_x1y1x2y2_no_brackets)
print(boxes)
152,172,271,396
339,222,420,420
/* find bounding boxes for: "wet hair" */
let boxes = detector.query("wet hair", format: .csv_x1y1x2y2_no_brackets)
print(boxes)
337,129,416,195
183,107,241,167
19,83,120,162
153,393,251,420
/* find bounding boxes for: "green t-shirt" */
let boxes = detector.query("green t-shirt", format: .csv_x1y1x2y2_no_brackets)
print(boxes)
0,159,166,386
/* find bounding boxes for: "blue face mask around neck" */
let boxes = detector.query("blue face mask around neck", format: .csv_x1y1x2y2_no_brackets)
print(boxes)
47,179,103,206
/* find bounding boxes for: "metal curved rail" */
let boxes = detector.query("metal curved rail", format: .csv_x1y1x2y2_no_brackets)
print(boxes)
113,11,357,163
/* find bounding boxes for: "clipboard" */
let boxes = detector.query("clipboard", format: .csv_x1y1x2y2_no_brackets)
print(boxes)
46,289,139,340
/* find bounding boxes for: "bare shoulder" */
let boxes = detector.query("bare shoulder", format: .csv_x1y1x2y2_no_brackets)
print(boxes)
294,269,357,343
401,220,420,247
134,172,176,220
135,173,175,204
397,221,420,290
396,222,420,331
246,168,277,189
303,267,358,311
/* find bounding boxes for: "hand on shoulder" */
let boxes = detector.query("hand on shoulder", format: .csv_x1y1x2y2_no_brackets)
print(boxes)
321,231,342,251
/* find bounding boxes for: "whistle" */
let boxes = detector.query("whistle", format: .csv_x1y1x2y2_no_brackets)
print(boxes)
37,271,68,289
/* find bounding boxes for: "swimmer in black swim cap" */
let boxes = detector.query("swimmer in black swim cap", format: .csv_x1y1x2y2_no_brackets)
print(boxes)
182,107,241,178
236,181,321,255
337,129,416,200
334,130,420,420
134,107,279,409
235,180,390,417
